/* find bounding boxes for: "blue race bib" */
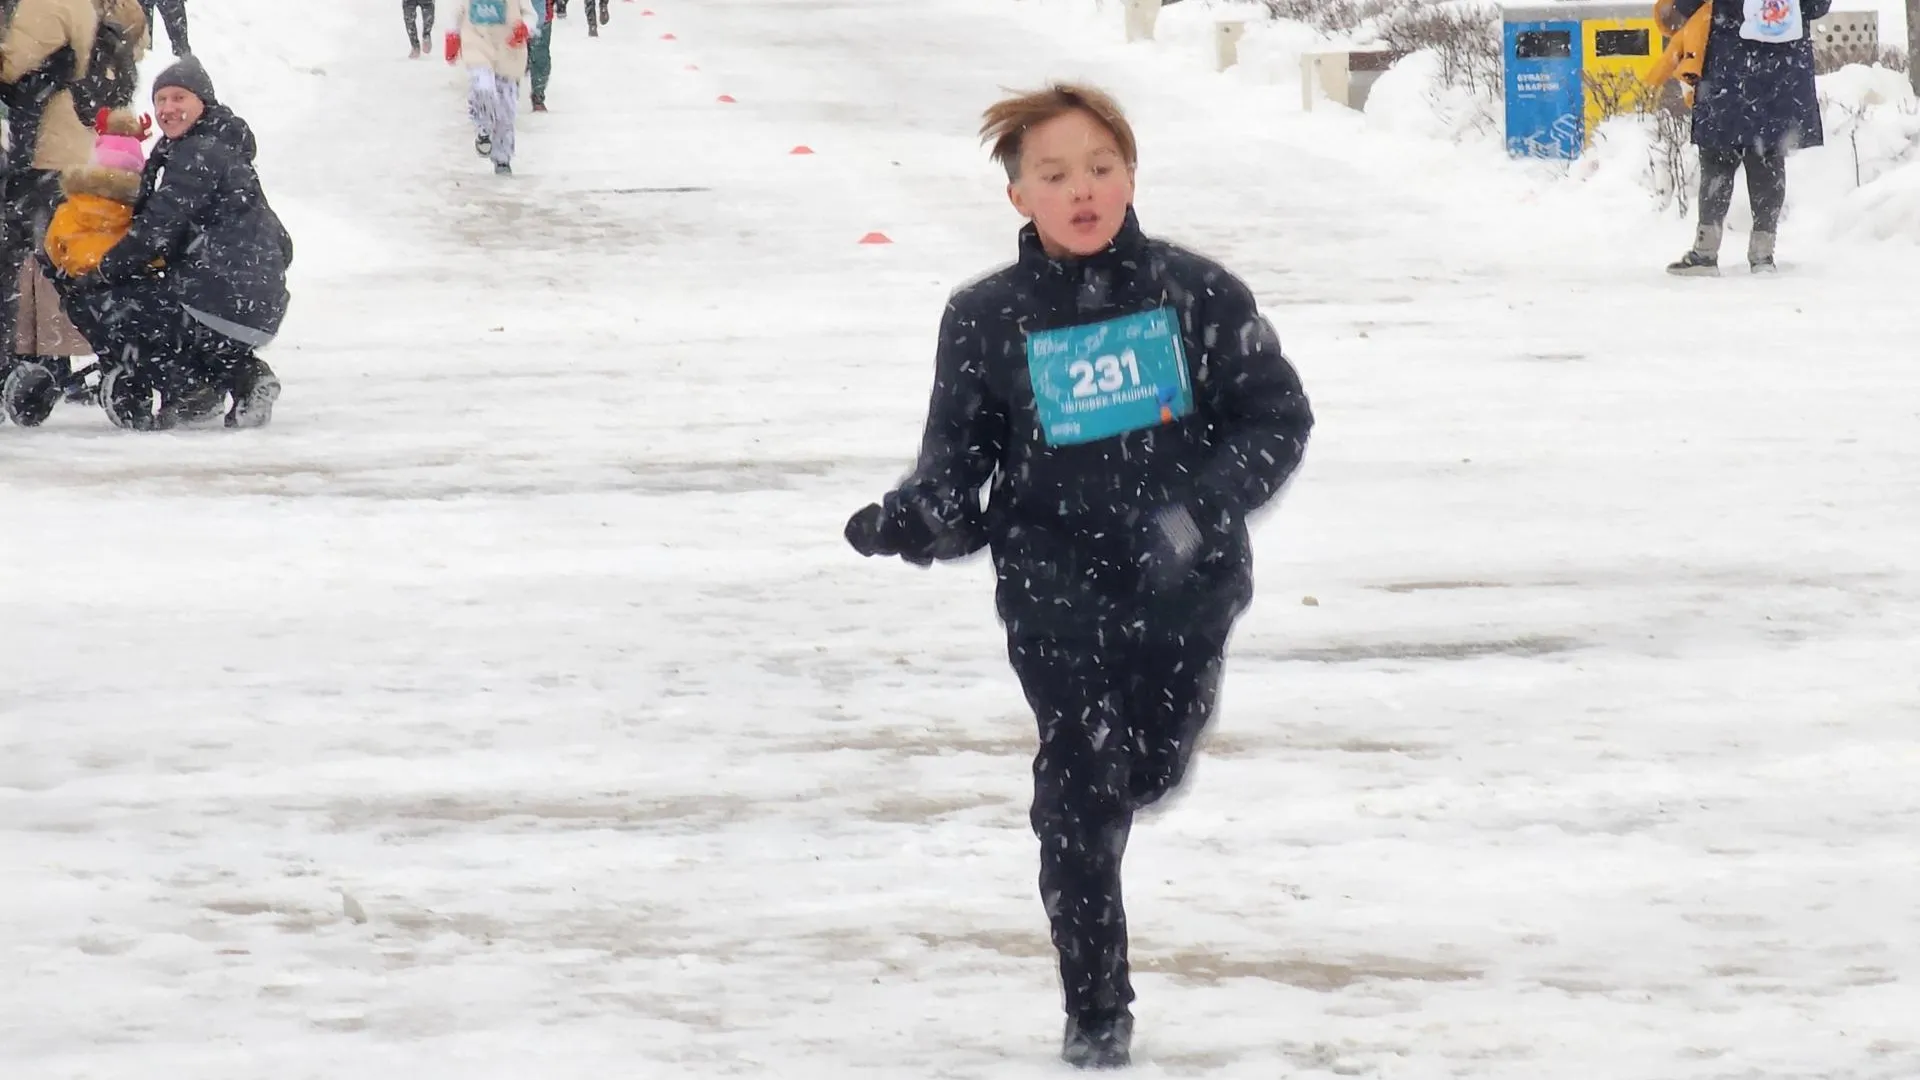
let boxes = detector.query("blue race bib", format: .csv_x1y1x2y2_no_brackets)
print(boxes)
470,0,508,25
1026,309,1193,447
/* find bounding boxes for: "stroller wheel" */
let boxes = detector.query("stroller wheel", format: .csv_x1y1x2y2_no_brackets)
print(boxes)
100,365,157,431
2,361,60,427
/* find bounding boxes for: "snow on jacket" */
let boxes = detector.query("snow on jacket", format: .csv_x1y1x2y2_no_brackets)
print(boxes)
451,0,532,79
0,0,148,171
1672,0,1829,151
97,103,294,341
882,208,1314,639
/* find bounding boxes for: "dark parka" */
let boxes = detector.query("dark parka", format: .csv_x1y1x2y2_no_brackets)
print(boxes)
1677,0,1830,151
881,209,1313,641
97,102,293,338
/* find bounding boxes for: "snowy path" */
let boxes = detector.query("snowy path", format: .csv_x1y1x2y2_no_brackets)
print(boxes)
3,0,1918,1077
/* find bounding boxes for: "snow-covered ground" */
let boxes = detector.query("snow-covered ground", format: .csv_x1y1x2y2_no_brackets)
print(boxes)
3,0,1919,1076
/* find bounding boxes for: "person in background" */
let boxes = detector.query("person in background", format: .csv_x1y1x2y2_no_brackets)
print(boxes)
1663,0,1829,275
552,0,609,37
140,0,189,57
446,0,533,176
527,0,554,112
403,0,436,59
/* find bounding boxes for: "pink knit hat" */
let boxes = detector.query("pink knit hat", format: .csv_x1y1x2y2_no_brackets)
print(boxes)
89,109,149,174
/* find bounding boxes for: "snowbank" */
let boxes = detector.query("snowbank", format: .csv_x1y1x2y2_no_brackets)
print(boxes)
1042,0,1920,242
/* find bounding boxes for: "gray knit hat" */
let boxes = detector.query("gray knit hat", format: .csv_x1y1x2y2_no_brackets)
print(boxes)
152,55,217,106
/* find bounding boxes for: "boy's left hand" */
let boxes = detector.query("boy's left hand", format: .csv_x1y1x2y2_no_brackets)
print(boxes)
507,21,531,46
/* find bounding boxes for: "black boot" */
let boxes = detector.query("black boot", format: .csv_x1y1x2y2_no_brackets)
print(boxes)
1062,1011,1133,1070
226,357,280,429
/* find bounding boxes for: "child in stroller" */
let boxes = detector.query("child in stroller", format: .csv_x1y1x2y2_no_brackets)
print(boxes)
0,108,151,428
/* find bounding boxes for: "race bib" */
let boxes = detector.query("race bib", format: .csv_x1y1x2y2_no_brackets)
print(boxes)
1026,308,1193,447
469,0,508,25
1741,0,1802,42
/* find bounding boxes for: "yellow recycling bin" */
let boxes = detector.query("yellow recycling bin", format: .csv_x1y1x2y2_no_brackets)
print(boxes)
1578,2,1664,129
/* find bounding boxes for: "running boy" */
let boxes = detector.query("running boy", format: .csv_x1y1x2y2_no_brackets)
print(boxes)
844,84,1313,1069
445,0,533,175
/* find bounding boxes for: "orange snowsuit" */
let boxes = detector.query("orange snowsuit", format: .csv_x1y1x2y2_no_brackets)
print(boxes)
45,183,136,278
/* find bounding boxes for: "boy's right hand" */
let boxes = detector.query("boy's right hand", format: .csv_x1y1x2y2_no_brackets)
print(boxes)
844,502,934,566
444,32,461,63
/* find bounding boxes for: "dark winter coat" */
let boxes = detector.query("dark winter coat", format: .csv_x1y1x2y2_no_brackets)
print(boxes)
1675,0,1829,151
97,102,293,340
884,208,1313,641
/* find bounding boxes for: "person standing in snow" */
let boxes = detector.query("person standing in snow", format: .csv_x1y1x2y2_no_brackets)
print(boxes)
445,0,532,176
1663,0,1829,274
526,0,553,112
402,0,435,59
55,56,291,429
139,0,187,56
843,83,1312,1070
553,0,609,37
0,0,149,397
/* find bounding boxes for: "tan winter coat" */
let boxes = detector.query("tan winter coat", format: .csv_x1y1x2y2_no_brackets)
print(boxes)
450,0,531,79
1,0,148,171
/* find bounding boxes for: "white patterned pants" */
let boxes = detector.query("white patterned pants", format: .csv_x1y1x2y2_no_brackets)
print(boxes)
468,68,519,167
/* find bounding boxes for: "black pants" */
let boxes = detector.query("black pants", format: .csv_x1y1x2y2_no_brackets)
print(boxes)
1008,618,1230,1025
402,0,435,50
1699,146,1787,233
141,0,191,57
555,0,607,28
55,274,252,401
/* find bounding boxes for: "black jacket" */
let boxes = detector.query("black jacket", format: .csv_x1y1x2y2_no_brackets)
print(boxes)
1676,0,1829,151
98,103,294,337
886,209,1313,639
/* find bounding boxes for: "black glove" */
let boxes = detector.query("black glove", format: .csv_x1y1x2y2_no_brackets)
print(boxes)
844,501,934,566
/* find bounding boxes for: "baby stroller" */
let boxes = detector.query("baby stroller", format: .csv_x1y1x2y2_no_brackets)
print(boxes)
0,352,157,428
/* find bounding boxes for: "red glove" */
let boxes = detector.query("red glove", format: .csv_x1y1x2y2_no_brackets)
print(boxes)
507,22,531,46
444,32,461,63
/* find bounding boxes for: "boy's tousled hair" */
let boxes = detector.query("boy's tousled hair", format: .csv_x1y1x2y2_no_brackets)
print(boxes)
979,83,1137,182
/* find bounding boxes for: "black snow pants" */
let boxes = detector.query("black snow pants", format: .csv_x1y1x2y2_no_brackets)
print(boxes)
402,0,435,51
555,0,608,30
1007,616,1231,1028
141,0,191,57
1698,146,1788,233
56,274,253,401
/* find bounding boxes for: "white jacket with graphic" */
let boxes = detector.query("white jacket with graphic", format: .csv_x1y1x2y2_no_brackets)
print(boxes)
448,0,531,78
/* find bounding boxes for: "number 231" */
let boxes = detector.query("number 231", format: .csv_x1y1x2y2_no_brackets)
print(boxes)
1068,350,1142,398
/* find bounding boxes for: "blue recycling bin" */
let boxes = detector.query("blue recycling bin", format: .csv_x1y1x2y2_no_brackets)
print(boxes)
1503,8,1583,159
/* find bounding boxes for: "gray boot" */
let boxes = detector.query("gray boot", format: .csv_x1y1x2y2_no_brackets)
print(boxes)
1748,230,1777,274
1667,223,1723,276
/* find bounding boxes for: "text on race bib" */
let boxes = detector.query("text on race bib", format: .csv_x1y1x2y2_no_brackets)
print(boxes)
1026,308,1193,447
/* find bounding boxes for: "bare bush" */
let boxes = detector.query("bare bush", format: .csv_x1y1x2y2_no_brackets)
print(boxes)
1584,70,1695,213
1375,4,1503,98
1876,45,1909,72
1259,0,1403,34
1646,93,1696,214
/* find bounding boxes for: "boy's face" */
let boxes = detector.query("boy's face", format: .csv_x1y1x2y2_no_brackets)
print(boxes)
1007,109,1135,258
